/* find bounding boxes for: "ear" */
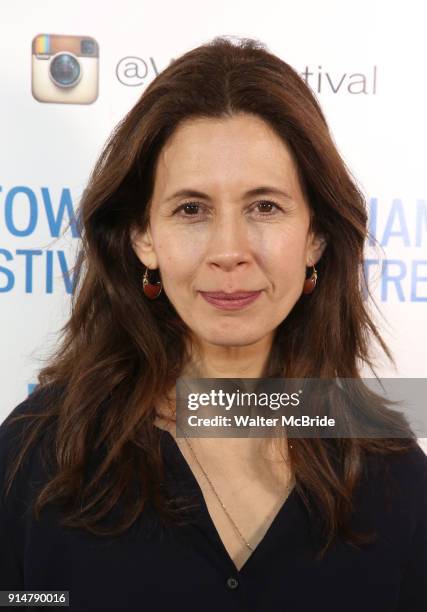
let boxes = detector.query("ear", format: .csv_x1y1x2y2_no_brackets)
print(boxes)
130,224,159,269
306,232,327,266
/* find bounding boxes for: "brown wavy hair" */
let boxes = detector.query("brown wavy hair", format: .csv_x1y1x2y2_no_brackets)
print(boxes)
3,35,418,560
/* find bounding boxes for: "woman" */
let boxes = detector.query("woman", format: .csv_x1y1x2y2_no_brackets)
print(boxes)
1,36,426,611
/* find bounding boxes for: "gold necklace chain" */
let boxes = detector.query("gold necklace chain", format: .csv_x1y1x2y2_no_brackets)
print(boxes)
175,422,294,553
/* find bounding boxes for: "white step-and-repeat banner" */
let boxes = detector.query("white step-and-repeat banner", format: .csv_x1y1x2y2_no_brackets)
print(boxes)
1,1,426,452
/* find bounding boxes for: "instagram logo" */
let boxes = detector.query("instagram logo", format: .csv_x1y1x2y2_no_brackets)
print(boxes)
31,33,99,104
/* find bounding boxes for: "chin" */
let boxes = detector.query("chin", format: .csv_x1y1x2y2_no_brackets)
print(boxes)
199,326,267,347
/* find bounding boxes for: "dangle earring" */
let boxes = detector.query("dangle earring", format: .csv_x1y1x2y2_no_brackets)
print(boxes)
303,263,318,295
142,267,163,299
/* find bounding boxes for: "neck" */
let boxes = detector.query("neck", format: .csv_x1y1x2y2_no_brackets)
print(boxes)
182,332,274,380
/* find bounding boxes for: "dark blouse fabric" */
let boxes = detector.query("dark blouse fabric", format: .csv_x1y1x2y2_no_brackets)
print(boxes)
1,390,427,612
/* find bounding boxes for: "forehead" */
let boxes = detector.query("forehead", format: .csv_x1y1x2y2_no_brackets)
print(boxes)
153,113,301,194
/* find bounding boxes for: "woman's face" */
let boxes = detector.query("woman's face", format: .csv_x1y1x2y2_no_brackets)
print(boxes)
132,113,325,352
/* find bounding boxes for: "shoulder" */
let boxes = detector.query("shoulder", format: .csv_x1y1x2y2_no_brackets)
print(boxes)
390,443,427,508
370,443,427,493
0,384,60,448
1,383,64,427
361,442,427,538
0,384,63,499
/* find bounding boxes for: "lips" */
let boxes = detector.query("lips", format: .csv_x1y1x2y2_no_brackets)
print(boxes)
200,291,261,300
199,290,262,311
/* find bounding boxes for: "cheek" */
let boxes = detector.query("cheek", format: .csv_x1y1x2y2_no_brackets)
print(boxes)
260,226,308,271
155,236,202,284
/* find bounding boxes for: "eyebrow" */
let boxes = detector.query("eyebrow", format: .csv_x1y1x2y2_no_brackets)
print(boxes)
164,186,293,203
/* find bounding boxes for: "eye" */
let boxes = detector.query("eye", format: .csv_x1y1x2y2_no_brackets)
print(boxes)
173,202,206,217
253,200,282,216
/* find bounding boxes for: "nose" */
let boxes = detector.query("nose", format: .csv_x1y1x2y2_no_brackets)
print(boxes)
205,209,253,271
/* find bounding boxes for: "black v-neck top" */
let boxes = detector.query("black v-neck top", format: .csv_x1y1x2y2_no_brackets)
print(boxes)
1,392,427,611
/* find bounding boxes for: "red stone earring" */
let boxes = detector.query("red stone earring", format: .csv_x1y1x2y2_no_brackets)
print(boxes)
303,263,317,295
142,267,162,299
